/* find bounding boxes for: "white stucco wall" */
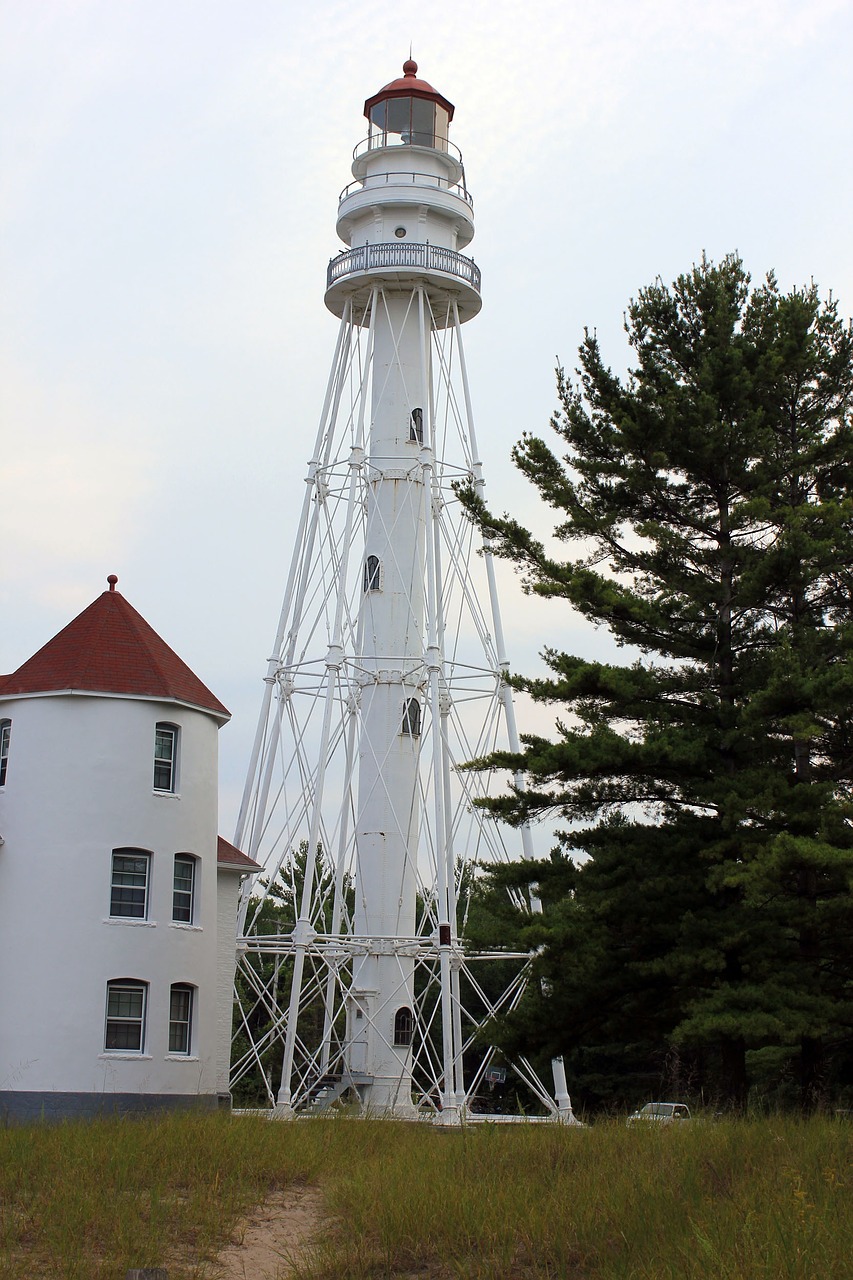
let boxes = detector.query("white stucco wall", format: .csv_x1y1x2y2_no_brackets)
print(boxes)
215,868,242,1093
0,690,223,1105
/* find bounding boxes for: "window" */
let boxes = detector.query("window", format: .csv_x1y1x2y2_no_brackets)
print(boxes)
363,555,381,592
172,854,196,923
0,720,10,786
169,984,194,1054
401,697,421,737
409,407,423,444
154,723,178,792
110,849,151,918
394,1006,413,1046
104,979,147,1051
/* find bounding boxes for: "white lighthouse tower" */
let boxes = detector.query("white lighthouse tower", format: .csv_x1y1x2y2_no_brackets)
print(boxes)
233,61,575,1123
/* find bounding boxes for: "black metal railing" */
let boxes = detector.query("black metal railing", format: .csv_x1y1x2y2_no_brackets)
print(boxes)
339,170,472,208
327,243,481,293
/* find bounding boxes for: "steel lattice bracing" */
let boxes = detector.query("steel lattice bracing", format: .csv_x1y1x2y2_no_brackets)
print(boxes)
231,291,571,1120
230,60,576,1123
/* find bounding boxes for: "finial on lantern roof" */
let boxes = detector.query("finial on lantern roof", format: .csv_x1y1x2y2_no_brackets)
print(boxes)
403,56,417,77
107,574,118,591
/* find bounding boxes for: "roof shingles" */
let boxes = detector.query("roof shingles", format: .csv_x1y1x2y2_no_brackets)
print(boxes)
0,585,229,718
217,835,262,871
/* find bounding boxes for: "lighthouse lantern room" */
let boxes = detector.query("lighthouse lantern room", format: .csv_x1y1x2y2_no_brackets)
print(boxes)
364,59,453,149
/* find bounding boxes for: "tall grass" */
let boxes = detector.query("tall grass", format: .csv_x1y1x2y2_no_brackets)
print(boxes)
0,1112,324,1279
1,1114,849,1279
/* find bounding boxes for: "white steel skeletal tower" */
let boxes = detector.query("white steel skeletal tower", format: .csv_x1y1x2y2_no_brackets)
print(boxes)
232,61,576,1123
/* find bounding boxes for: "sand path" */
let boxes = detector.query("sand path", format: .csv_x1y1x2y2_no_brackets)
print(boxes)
209,1184,326,1279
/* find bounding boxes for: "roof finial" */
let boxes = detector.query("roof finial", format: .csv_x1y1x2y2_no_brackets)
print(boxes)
107,574,118,592
403,53,417,77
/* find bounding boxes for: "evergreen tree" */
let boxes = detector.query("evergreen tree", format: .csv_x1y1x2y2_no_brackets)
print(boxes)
463,256,853,1109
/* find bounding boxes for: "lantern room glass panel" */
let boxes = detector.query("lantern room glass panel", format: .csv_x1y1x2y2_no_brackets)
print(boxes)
433,103,449,149
410,97,436,146
369,97,448,151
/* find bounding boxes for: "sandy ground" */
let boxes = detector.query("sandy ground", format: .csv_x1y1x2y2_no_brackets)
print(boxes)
209,1184,326,1280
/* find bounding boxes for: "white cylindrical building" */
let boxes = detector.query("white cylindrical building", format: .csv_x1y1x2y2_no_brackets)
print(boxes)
0,577,253,1121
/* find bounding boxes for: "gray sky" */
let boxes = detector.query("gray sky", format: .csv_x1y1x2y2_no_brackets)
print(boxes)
3,0,852,835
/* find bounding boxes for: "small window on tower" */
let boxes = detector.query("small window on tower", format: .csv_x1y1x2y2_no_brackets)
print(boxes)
394,1006,414,1046
0,720,10,787
110,849,152,919
104,979,147,1052
169,983,194,1054
410,407,423,444
154,723,178,792
401,698,421,737
172,854,197,923
363,555,381,592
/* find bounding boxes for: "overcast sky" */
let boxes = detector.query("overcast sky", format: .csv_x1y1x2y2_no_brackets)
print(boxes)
2,0,852,836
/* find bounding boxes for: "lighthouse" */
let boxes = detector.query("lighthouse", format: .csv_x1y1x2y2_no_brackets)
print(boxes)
233,62,575,1123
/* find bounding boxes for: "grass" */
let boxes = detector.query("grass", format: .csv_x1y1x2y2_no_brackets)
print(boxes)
0,1113,850,1279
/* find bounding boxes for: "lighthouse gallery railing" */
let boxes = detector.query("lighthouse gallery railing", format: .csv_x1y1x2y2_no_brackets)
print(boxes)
327,242,481,294
339,171,473,207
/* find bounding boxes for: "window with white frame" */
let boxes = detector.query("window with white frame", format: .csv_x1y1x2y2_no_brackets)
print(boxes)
169,984,194,1054
110,849,151,918
172,854,196,923
104,979,147,1051
153,723,178,792
409,406,423,444
0,720,10,787
401,697,421,737
363,554,381,592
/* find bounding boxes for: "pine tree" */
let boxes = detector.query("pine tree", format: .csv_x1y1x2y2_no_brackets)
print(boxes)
463,256,853,1109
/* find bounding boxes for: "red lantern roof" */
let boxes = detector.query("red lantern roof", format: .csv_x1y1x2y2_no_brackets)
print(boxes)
364,59,454,122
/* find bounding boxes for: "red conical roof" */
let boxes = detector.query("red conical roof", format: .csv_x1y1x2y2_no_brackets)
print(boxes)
364,59,454,122
217,835,262,871
0,577,229,719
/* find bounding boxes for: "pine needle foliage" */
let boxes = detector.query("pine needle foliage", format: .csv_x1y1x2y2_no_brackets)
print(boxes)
459,255,853,1109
